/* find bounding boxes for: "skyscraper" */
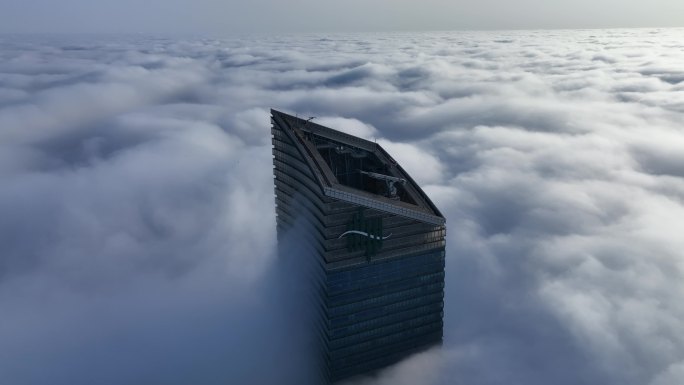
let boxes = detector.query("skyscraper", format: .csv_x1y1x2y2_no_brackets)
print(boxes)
271,109,446,383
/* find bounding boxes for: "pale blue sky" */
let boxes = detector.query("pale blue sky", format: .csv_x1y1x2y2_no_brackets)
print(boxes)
1,0,683,33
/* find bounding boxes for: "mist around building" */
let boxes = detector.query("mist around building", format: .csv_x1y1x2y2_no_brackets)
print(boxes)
1,28,684,385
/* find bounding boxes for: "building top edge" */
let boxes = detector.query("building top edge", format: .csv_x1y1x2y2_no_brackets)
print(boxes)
271,109,446,224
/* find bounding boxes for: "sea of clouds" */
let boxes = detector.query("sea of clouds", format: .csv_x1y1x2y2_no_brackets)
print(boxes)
1,28,684,385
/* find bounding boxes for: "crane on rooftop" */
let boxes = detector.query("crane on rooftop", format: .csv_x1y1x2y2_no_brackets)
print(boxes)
359,170,406,200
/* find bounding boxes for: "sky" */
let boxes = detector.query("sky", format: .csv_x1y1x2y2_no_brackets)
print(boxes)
0,0,683,34
1,28,684,385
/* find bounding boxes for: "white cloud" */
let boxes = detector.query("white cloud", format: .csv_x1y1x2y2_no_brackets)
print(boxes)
315,116,379,139
1,29,684,385
377,139,444,185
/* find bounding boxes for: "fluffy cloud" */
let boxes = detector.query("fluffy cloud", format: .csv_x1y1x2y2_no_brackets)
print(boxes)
1,28,684,385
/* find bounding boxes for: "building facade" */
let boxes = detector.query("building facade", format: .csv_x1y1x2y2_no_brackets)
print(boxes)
271,110,446,383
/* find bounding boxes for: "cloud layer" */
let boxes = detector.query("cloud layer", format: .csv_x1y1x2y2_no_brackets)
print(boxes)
1,28,684,385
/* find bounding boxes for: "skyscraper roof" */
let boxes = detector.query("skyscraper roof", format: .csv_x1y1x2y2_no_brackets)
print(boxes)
271,109,445,226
